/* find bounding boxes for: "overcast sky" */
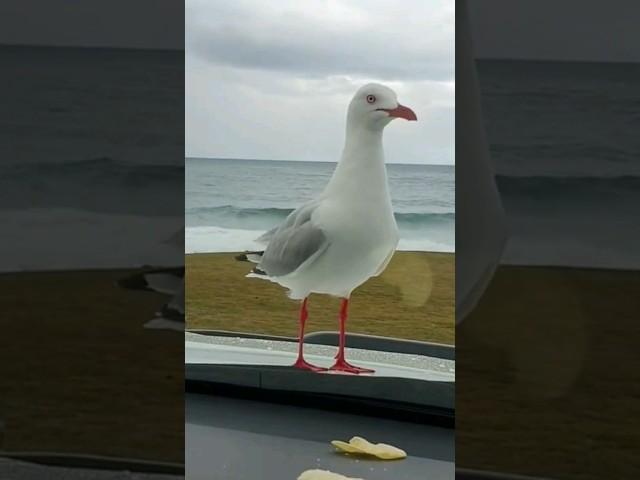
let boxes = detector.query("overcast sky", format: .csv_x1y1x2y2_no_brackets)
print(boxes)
0,0,183,50
468,0,640,62
186,0,454,165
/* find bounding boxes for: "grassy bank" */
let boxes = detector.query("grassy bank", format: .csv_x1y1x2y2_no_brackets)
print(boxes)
457,265,640,480
0,269,184,463
186,251,455,345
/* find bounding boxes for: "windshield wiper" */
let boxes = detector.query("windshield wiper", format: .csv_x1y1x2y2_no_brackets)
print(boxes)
185,330,455,428
186,371,453,428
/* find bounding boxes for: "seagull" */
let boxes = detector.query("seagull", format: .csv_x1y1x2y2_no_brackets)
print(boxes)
242,83,417,374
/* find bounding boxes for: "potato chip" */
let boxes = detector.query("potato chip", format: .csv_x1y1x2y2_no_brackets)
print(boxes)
331,436,407,460
330,440,362,454
297,469,364,480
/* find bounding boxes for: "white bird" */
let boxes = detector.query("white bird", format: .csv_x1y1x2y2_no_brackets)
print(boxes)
243,83,417,374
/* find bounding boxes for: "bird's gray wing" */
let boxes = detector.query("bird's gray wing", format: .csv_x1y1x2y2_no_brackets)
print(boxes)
254,200,317,245
255,227,277,245
257,201,329,277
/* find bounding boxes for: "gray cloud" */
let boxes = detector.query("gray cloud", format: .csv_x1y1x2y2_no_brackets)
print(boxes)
0,0,183,50
468,0,640,62
186,0,454,165
191,28,451,81
187,0,453,82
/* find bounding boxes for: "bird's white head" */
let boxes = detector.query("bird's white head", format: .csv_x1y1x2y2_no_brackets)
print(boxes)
347,83,417,132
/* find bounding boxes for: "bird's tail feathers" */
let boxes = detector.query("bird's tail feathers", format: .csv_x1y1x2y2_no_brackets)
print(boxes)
234,251,264,263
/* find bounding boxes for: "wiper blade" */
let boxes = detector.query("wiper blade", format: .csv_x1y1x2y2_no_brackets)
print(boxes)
189,329,455,360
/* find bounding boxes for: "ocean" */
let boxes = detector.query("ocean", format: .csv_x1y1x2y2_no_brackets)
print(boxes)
185,158,455,253
478,60,640,269
0,45,184,272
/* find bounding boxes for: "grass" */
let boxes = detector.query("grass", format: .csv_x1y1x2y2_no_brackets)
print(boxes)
0,269,184,463
186,251,455,345
456,265,640,480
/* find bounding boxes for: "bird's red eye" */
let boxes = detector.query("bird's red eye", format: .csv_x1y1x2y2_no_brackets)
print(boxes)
366,95,376,104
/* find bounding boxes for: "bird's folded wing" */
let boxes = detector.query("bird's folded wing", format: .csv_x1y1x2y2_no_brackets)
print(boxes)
254,199,320,245
258,202,329,277
255,227,277,245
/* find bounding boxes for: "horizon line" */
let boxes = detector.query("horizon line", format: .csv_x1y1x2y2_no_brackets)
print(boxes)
186,156,454,167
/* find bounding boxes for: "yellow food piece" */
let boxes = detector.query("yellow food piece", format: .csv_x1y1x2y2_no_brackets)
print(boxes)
330,440,362,454
297,469,364,480
350,436,407,459
331,436,407,460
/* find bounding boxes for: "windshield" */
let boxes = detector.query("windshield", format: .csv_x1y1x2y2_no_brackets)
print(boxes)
184,1,454,478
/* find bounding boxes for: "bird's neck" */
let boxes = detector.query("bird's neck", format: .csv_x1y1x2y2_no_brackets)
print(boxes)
325,125,390,202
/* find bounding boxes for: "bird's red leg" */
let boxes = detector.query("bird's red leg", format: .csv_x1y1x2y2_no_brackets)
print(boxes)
292,297,327,372
333,299,348,358
329,298,374,374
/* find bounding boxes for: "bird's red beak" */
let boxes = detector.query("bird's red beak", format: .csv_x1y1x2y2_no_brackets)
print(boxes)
385,104,417,121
